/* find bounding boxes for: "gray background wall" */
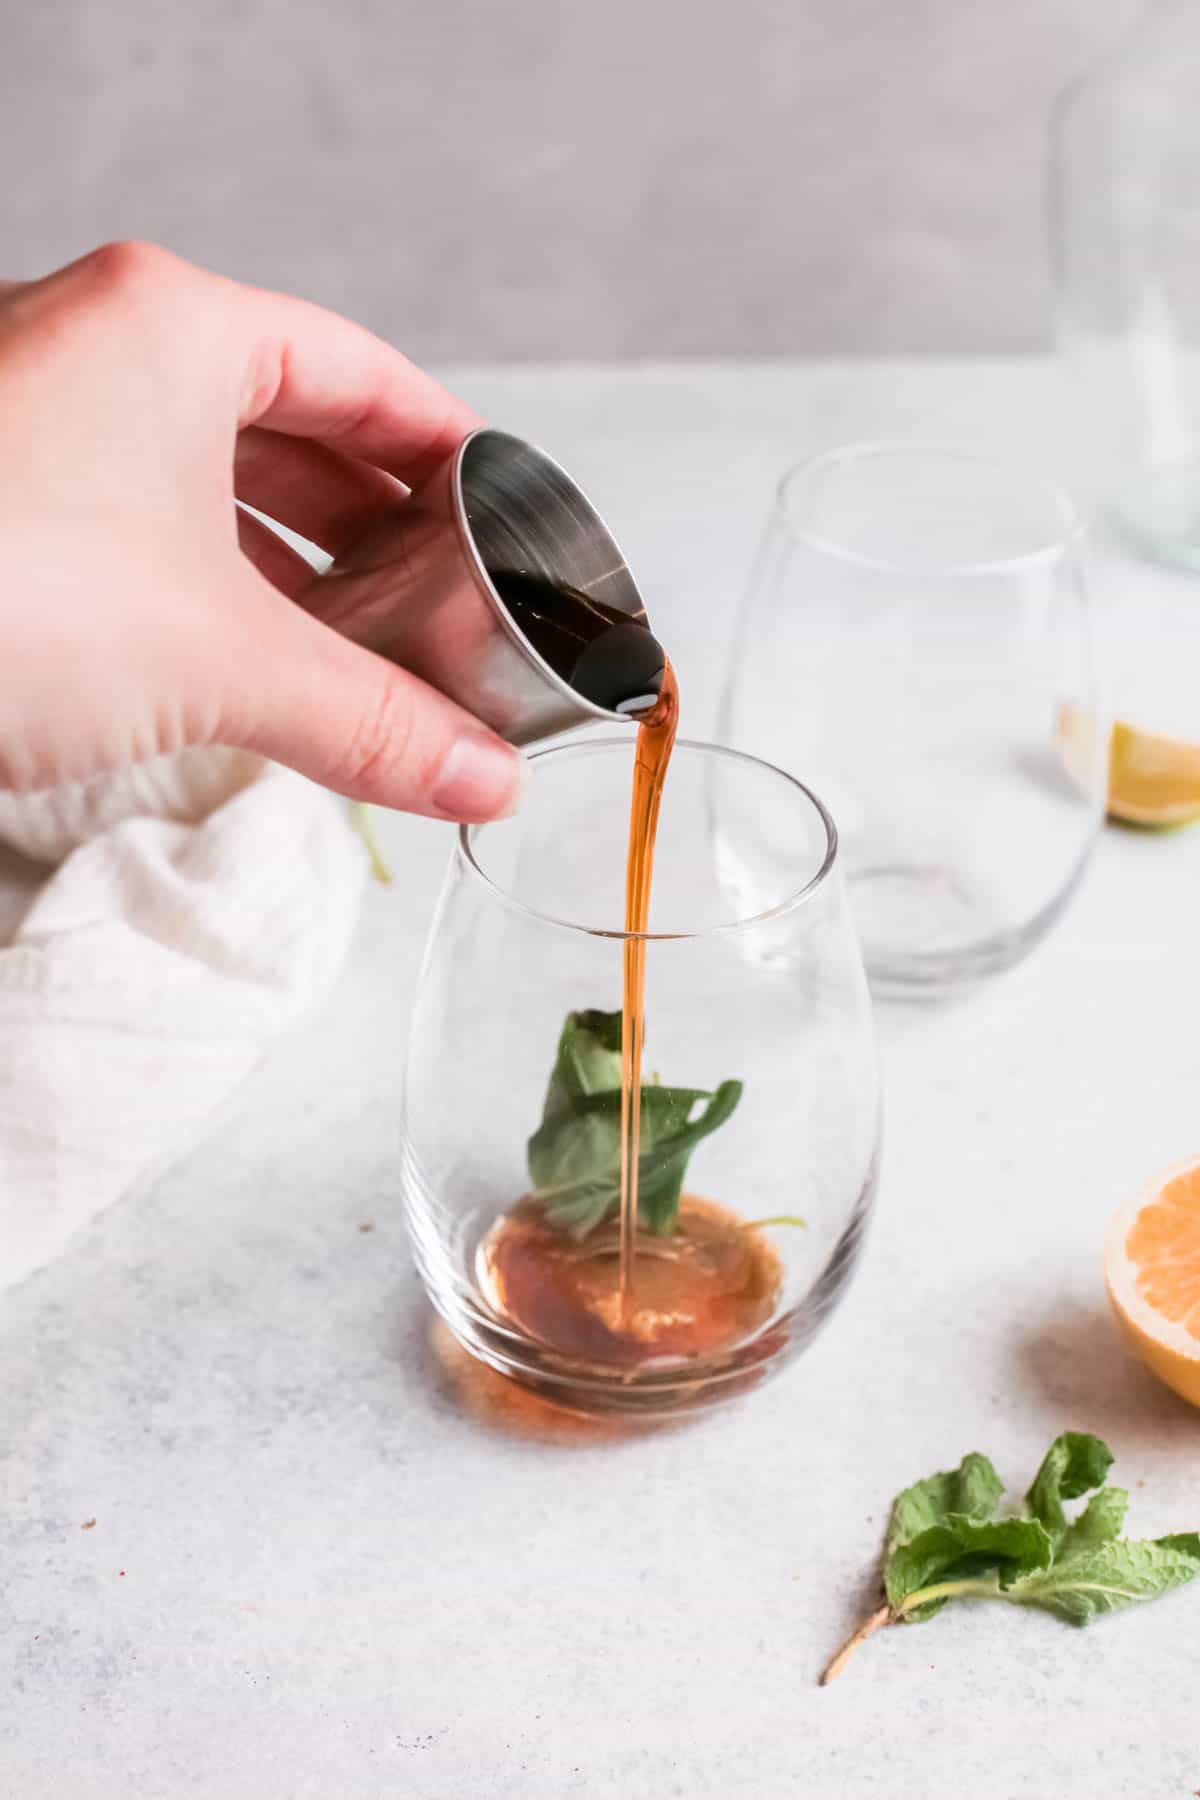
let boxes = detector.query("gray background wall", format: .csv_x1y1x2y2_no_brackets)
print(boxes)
4,0,1140,361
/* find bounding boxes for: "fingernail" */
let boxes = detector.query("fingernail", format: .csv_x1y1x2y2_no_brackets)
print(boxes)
432,733,525,821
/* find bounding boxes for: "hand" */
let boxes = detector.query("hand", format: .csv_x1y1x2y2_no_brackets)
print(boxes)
0,242,524,821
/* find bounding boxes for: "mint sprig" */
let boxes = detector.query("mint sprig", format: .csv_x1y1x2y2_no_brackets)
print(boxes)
349,802,392,884
821,1434,1200,1683
527,1009,743,1238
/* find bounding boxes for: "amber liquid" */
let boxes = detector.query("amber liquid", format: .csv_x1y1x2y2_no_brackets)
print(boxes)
483,1195,781,1367
481,655,782,1368
617,660,679,1301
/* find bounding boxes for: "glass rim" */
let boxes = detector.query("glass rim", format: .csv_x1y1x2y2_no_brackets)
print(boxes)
457,736,839,941
772,440,1085,577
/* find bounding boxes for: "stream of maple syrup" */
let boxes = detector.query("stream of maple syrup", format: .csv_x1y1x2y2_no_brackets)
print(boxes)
481,651,781,1367
617,658,679,1303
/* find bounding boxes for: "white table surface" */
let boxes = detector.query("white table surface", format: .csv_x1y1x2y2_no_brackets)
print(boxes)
4,358,1200,1800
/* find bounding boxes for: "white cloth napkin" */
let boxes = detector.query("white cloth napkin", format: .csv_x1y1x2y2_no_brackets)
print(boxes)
0,748,366,1293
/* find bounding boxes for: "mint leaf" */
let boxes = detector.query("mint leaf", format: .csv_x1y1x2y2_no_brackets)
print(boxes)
1012,1537,1200,1626
821,1435,1200,1686
886,1517,1053,1620
1158,1531,1200,1559
1060,1486,1128,1553
539,1008,624,1113
885,1452,1004,1564
526,1010,743,1238
1025,1433,1114,1542
624,1079,744,1234
529,1082,737,1237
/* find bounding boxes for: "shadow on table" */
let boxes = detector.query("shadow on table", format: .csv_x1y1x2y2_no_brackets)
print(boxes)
417,1314,689,1449
1014,1300,1196,1450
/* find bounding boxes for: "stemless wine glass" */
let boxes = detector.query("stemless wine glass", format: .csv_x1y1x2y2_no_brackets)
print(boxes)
717,443,1107,993
402,738,880,1420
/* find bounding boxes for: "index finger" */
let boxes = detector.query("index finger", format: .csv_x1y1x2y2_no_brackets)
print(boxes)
233,280,483,489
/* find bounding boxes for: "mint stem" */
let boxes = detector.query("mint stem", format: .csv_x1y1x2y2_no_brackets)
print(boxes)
820,1578,1002,1685
739,1214,808,1231
819,1604,891,1685
895,1576,1002,1617
349,802,392,885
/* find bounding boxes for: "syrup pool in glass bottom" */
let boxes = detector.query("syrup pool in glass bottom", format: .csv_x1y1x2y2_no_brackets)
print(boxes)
477,1196,783,1369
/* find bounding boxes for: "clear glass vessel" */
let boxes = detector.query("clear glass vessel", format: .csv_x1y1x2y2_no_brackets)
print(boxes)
402,738,880,1419
716,444,1106,994
1051,0,1200,568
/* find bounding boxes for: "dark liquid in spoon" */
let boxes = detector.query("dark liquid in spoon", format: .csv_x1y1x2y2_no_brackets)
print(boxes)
489,570,666,714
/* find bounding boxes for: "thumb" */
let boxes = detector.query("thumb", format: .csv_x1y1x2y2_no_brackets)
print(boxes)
224,569,525,821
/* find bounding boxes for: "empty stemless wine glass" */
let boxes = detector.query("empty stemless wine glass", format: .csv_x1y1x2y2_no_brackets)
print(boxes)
717,443,1107,993
402,738,880,1420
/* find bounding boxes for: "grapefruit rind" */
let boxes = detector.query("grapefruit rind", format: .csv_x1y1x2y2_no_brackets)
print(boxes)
1104,1159,1200,1409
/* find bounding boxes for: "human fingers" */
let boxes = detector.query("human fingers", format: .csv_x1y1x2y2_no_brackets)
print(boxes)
224,561,523,821
231,279,482,485
236,506,322,598
234,426,404,558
